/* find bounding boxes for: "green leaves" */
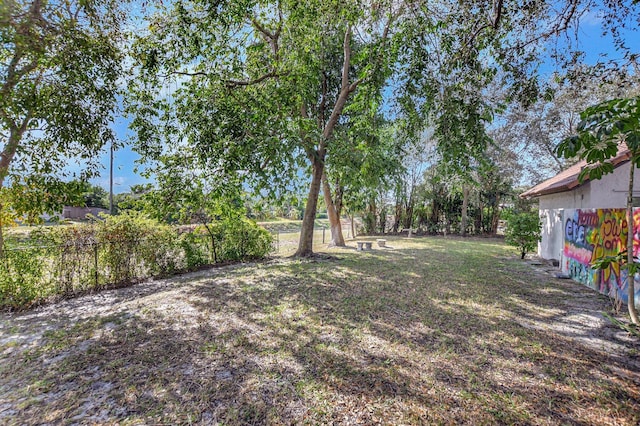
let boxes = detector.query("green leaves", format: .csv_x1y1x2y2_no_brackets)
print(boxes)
504,210,541,259
591,249,640,276
128,0,396,220
1,0,125,222
556,96,640,183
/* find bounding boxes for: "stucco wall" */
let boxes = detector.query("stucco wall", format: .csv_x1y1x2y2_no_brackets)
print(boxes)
539,188,590,210
561,207,640,307
539,208,564,260
537,162,640,261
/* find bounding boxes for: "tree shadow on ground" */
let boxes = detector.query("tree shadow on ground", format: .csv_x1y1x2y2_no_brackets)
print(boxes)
0,236,639,424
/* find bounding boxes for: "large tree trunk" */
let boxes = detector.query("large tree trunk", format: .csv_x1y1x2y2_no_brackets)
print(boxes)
403,185,415,230
293,26,360,257
295,156,325,257
461,184,469,236
322,172,345,246
626,161,639,324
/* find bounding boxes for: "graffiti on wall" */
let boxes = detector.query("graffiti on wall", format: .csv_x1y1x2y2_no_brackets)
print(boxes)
563,208,640,305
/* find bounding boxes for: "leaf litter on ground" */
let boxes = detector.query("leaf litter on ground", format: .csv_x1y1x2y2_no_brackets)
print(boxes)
0,236,639,425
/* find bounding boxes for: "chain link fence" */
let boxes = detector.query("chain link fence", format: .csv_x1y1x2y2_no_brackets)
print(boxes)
0,221,273,310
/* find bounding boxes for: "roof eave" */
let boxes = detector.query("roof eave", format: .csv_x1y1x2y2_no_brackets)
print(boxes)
520,155,632,200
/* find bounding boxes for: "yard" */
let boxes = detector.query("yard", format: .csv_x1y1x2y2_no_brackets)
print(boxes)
1,236,639,424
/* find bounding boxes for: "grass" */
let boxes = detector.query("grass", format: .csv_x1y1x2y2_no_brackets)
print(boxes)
257,218,332,234
1,236,639,424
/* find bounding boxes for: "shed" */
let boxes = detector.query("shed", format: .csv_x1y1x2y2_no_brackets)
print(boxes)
520,147,640,306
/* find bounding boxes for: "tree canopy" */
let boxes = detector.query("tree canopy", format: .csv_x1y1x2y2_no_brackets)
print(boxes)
0,0,126,240
128,0,399,255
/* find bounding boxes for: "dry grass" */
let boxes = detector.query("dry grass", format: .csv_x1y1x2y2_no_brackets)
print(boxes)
1,236,639,425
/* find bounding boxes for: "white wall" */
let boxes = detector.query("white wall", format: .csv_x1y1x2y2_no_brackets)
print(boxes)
539,208,564,261
539,162,640,211
537,162,640,261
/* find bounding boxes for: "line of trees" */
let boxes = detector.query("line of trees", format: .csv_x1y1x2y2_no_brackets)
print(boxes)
2,0,639,259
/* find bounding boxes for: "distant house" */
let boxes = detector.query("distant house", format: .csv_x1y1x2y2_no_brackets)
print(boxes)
521,147,640,306
62,206,109,220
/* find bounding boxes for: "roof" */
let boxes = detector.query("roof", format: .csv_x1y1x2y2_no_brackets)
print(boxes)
520,147,631,199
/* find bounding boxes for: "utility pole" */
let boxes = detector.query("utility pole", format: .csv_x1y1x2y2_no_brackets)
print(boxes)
109,141,114,215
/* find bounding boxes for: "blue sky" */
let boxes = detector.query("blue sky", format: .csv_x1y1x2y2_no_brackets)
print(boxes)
89,114,147,194
90,9,639,194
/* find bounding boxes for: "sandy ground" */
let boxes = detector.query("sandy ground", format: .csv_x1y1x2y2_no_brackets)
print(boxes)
1,242,639,424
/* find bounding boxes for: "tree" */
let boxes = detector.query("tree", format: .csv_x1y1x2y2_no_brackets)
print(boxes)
83,184,109,209
491,69,640,185
106,184,153,215
397,0,640,190
129,0,398,257
556,96,640,325
322,115,406,242
505,210,541,260
134,152,244,226
0,0,125,248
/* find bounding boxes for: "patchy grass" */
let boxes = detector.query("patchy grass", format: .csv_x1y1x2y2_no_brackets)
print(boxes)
266,220,359,257
1,236,639,425
258,219,331,234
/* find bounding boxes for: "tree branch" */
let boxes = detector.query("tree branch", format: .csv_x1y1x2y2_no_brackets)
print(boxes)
250,16,275,40
322,26,355,141
492,0,503,29
511,0,581,52
225,70,281,88
158,70,210,78
348,78,364,93
250,15,280,56
340,26,352,92
0,111,32,188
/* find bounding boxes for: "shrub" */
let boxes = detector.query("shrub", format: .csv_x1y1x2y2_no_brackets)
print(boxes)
505,211,542,259
0,242,51,309
211,218,273,262
0,213,273,310
180,231,208,270
95,212,149,283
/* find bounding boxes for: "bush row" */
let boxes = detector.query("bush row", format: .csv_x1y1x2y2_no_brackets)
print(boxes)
0,213,273,310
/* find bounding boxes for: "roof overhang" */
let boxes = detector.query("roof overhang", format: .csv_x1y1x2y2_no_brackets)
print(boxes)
520,149,631,199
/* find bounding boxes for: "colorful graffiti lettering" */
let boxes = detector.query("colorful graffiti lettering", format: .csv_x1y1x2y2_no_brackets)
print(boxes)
590,209,627,288
563,208,640,305
633,209,640,258
566,258,598,290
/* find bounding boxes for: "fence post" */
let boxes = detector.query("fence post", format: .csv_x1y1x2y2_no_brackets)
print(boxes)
322,226,325,244
94,242,99,287
212,235,217,264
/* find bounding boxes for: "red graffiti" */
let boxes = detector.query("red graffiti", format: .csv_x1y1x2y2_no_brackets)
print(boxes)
601,217,625,250
578,211,599,227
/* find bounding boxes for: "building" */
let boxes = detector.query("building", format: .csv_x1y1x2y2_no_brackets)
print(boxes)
62,206,109,220
521,147,640,306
